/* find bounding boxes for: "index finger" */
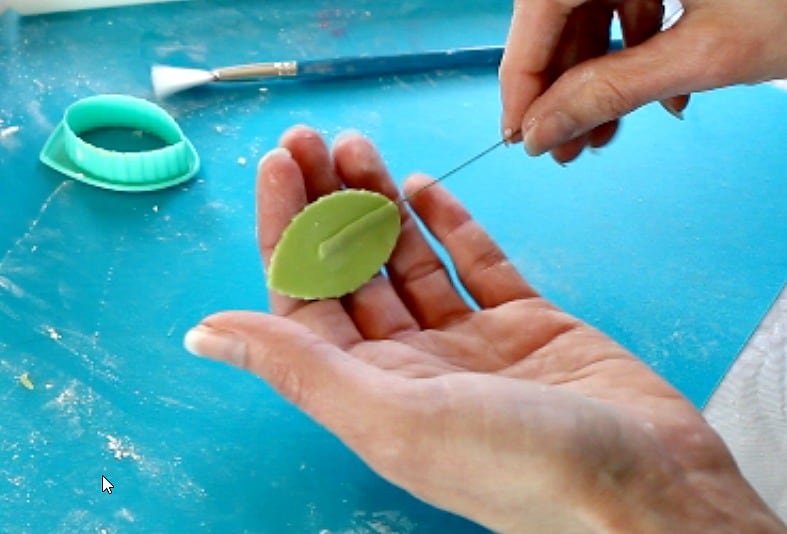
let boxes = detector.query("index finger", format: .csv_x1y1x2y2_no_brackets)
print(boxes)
499,0,577,140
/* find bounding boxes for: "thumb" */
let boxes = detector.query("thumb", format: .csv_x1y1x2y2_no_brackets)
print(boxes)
183,311,384,438
520,21,725,156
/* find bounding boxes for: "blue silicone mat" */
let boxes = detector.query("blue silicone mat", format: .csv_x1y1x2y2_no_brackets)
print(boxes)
1,1,786,531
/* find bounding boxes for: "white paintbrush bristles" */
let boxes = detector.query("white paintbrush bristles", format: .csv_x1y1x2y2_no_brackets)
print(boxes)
151,65,215,99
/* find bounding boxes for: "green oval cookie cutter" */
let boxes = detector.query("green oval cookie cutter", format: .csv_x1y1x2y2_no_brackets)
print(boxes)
40,94,200,192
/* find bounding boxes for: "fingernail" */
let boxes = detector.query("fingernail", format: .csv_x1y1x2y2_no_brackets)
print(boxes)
523,112,578,157
257,146,291,172
502,126,523,145
660,100,684,120
502,127,521,143
332,129,383,174
331,128,365,150
184,325,247,368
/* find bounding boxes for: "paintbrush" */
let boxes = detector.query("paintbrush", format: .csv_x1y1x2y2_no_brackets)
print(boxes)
151,38,634,99
151,46,509,99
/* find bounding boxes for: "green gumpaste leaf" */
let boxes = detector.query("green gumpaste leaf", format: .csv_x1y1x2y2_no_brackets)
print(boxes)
268,189,401,299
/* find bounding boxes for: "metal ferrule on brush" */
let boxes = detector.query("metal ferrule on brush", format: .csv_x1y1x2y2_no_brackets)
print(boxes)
212,61,298,81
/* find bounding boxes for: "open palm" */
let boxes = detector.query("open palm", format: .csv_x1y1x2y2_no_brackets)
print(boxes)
190,126,776,533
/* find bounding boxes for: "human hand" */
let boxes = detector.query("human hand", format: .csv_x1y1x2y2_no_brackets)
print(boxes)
185,126,786,533
500,0,787,162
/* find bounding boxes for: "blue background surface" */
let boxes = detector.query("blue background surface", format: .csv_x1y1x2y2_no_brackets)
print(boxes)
1,0,786,531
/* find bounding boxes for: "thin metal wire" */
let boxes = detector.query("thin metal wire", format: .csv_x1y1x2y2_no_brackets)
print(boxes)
397,138,507,205
397,3,685,205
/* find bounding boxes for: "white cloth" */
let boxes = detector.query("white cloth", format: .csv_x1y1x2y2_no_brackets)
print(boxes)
704,285,787,521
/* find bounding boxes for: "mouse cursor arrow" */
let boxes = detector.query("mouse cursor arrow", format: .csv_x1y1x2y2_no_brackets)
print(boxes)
101,476,114,495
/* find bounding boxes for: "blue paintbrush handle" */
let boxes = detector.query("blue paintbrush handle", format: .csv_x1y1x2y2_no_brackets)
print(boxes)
298,46,502,81
296,40,623,82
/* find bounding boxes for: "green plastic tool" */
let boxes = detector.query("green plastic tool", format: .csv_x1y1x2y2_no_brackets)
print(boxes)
40,94,199,192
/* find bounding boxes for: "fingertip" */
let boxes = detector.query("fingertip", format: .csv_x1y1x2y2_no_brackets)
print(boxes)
588,120,619,149
332,132,399,200
331,130,375,166
522,132,543,157
331,128,366,152
278,123,320,146
184,323,247,369
402,173,435,196
257,146,292,174
499,73,536,147
550,134,588,165
523,111,580,157
502,126,523,145
660,94,690,120
256,146,297,200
